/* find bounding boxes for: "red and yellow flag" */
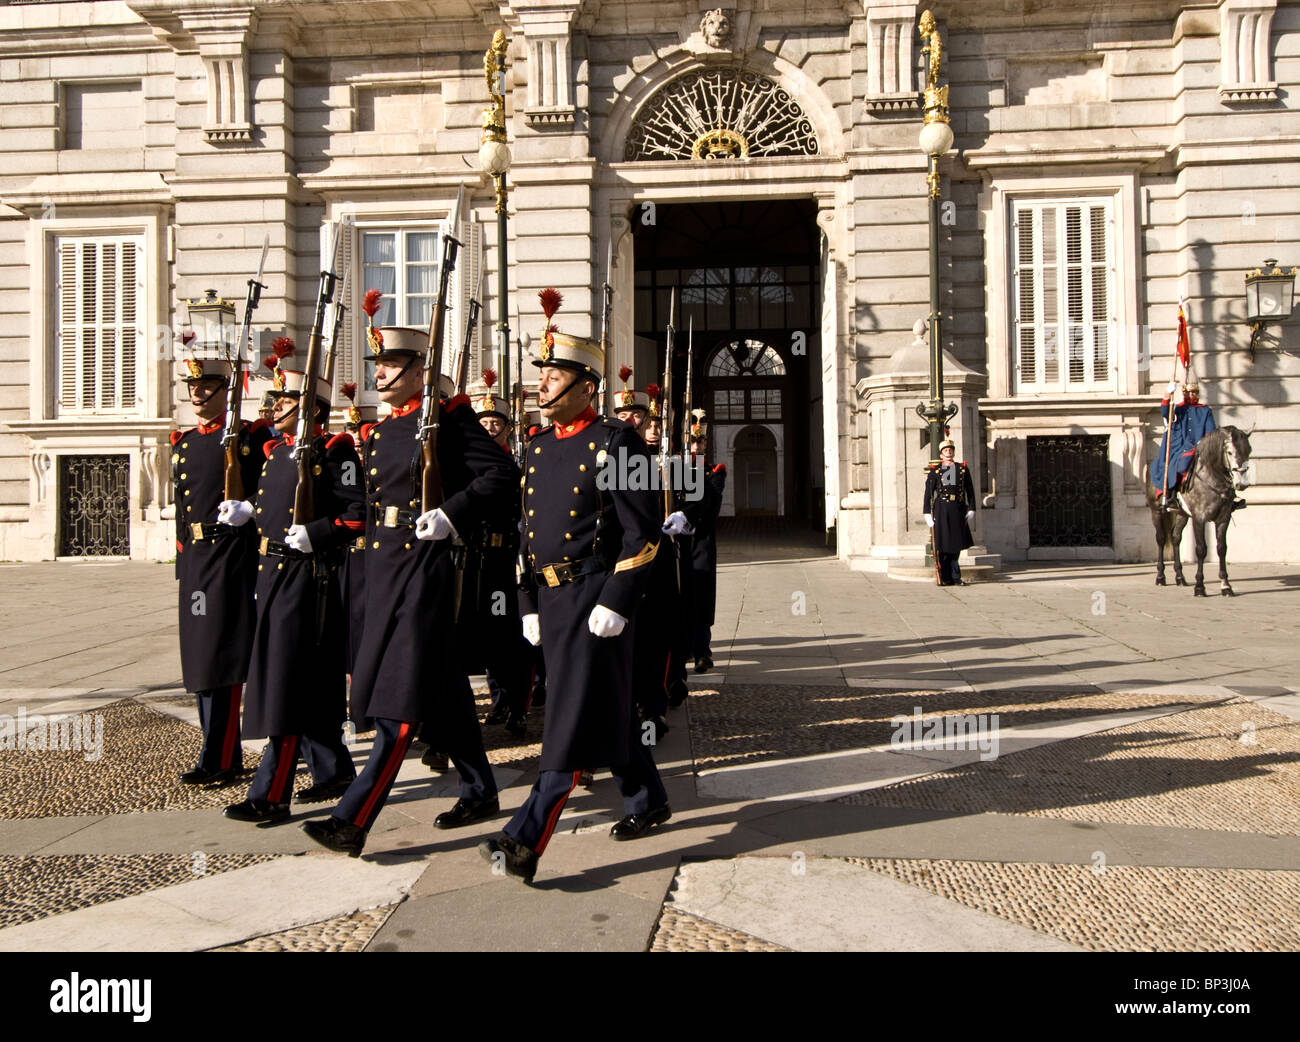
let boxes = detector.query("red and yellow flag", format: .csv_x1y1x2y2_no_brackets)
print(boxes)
1176,301,1190,369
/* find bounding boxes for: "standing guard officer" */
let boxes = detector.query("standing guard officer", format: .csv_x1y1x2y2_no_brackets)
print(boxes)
922,438,976,586
222,352,363,823
474,370,532,737
173,356,272,786
302,326,513,857
480,306,669,884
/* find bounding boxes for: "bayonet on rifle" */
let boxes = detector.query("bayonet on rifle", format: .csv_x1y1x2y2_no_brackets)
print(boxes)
222,235,269,501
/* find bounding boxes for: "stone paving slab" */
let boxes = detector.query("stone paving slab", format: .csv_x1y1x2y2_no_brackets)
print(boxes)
650,906,790,952
0,853,278,929
0,853,427,952
211,905,397,953
663,857,1080,952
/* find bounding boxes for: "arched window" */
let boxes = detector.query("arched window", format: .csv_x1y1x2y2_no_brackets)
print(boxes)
708,340,787,378
625,70,819,161
708,340,785,421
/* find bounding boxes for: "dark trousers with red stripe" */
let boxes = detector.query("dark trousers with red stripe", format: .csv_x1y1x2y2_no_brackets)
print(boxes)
332,718,415,832
505,718,668,856
248,729,355,805
194,685,243,772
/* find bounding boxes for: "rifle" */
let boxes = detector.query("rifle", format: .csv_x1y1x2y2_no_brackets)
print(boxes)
601,240,613,412
455,260,483,393
659,289,676,521
291,223,344,526
681,316,694,462
323,267,348,387
417,184,465,512
222,235,268,500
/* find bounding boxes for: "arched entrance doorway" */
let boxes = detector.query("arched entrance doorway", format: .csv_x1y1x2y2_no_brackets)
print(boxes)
732,424,780,516
632,200,820,521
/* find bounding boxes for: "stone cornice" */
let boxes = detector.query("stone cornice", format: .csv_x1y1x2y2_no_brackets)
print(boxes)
978,395,1161,418
3,173,173,215
297,169,487,202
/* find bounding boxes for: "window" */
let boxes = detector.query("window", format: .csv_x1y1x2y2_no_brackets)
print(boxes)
55,235,144,415
1012,199,1116,392
361,228,442,328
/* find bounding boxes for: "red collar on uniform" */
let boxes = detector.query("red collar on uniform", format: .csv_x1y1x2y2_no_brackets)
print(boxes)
554,406,597,439
196,416,224,435
281,424,324,446
390,394,422,418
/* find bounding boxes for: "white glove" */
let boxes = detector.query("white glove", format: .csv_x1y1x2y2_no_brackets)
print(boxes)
522,613,541,647
285,524,313,554
588,604,627,638
415,507,457,542
661,511,695,536
1166,380,1178,396
965,510,975,522
217,499,254,527
924,514,934,528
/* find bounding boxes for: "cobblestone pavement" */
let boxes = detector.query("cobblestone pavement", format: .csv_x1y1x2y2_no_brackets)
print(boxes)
649,906,790,952
211,905,397,952
2,555,1298,951
845,858,1300,952
0,853,278,929
837,699,1300,835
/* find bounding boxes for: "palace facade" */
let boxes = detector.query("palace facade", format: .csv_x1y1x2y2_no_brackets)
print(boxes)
1,0,1296,565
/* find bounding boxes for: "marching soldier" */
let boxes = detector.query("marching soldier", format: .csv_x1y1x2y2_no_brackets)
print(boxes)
923,438,976,586
480,298,669,884
222,350,363,824
686,420,725,673
610,365,649,428
172,356,272,786
338,381,367,673
642,392,694,711
474,370,531,737
302,326,513,857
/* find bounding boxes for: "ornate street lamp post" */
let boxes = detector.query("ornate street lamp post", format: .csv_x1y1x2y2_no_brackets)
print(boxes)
478,31,513,426
915,9,956,462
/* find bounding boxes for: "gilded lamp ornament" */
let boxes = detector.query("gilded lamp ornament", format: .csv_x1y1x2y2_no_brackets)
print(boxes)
479,30,511,213
918,9,954,198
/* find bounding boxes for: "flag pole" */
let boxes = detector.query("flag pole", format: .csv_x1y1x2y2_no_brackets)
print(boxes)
1160,297,1189,505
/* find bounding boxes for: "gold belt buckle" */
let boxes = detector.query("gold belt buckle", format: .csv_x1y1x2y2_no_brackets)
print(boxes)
259,536,269,555
191,522,205,541
489,533,503,548
355,535,366,550
383,505,399,527
542,565,560,588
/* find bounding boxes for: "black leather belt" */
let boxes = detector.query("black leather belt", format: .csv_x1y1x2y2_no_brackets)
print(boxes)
190,523,232,541
534,557,603,588
259,537,307,559
374,504,418,528
481,530,519,551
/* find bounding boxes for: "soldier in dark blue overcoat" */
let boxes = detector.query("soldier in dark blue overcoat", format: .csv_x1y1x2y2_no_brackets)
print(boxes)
480,326,669,884
173,357,272,786
1152,379,1218,498
302,327,514,857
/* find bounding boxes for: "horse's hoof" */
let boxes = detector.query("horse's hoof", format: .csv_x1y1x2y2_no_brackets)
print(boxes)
1221,587,1235,597
1194,586,1206,597
1155,575,1166,586
1175,577,1187,587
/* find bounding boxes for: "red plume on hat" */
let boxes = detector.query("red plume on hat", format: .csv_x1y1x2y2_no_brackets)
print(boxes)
619,364,633,384
646,382,660,399
362,289,383,319
264,336,295,371
538,288,563,358
483,368,497,389
341,381,361,426
362,289,384,354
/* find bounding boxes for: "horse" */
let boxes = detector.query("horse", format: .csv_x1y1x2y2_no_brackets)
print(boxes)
1145,426,1253,596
